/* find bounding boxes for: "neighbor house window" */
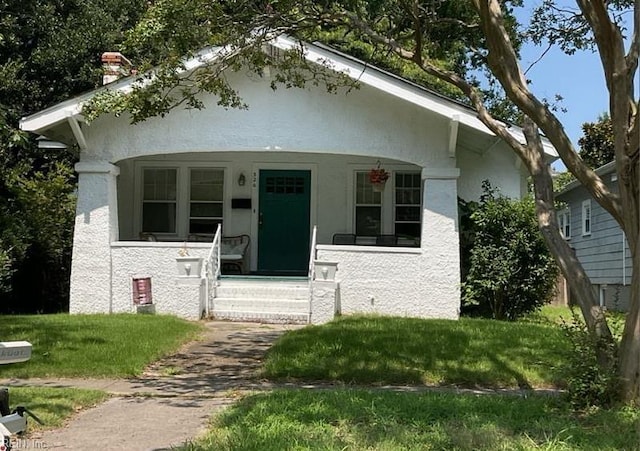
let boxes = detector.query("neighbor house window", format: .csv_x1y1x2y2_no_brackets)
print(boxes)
558,208,571,239
355,171,382,235
582,200,592,236
142,168,177,233
394,172,421,243
189,168,224,234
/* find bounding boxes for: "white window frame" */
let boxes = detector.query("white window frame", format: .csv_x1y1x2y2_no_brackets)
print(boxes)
558,208,571,240
188,168,225,236
346,164,423,243
141,166,179,236
582,199,592,236
134,161,231,240
354,171,383,237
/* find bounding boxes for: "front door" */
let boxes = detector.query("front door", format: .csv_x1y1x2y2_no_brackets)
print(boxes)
258,170,311,274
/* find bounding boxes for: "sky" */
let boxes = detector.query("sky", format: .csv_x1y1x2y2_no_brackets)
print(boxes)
513,2,618,170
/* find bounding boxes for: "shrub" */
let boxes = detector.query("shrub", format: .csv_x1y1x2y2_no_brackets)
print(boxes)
460,182,558,320
560,310,620,409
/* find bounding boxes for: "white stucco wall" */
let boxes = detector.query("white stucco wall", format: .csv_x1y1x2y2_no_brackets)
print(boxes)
315,246,457,318
81,72,452,168
457,145,526,201
69,163,119,314
110,242,210,319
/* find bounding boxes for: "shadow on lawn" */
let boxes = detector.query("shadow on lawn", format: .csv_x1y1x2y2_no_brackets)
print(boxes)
191,389,639,451
263,315,568,389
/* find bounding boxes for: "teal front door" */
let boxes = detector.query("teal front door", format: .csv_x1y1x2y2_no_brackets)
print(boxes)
258,170,311,274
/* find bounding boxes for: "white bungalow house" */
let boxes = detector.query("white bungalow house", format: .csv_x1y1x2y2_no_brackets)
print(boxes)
20,36,556,323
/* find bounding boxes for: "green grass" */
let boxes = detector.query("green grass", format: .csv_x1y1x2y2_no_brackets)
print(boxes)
0,314,202,378
10,386,108,432
527,306,627,339
181,389,640,451
263,315,569,389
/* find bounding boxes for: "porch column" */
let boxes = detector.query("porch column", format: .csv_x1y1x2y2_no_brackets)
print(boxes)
69,162,120,314
421,167,461,316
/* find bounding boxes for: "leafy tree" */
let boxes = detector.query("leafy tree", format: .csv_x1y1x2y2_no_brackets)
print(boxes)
578,114,615,169
460,183,558,321
74,0,640,403
0,0,149,312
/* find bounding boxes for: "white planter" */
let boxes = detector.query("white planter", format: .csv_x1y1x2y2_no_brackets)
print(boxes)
176,256,203,277
313,261,339,281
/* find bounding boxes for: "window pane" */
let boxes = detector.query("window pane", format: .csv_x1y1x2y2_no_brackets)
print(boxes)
190,169,224,201
142,203,176,233
356,172,381,204
395,206,420,222
356,206,381,236
190,218,222,234
396,223,420,241
394,172,421,244
190,202,223,218
144,169,177,201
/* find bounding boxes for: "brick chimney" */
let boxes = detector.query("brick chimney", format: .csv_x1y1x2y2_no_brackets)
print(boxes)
101,52,133,85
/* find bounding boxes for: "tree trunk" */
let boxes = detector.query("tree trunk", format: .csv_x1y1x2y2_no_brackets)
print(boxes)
522,136,613,342
619,241,640,404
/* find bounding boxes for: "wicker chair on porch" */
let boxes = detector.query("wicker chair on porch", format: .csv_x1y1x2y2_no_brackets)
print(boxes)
220,235,250,274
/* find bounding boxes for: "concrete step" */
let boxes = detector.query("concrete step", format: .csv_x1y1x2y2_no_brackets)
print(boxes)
212,278,311,324
213,297,309,313
216,282,309,300
213,310,309,325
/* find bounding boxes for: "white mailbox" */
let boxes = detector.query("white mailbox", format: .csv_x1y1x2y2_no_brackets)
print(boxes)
0,341,32,365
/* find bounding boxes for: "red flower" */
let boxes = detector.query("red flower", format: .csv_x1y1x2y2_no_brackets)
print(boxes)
369,168,390,184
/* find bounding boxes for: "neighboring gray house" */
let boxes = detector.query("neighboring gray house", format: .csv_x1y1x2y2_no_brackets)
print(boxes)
556,161,632,311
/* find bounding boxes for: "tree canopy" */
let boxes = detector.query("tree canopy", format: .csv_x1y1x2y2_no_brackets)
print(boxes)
578,114,616,169
0,0,149,312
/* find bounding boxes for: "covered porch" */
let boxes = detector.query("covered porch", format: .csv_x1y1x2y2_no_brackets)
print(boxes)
72,150,461,321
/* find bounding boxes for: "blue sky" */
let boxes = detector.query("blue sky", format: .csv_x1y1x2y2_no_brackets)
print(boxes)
514,2,614,170
519,43,608,146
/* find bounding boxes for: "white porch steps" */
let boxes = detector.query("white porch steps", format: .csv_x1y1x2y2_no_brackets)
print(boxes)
212,278,310,324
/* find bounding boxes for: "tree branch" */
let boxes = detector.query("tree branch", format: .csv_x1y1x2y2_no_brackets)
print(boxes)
626,2,640,80
472,0,623,223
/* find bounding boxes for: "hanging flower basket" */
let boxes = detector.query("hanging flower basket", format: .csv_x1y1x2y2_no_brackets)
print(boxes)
369,166,390,192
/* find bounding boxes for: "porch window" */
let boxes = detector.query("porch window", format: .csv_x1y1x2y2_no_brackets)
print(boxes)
189,168,224,234
142,168,177,233
355,171,382,236
394,172,421,242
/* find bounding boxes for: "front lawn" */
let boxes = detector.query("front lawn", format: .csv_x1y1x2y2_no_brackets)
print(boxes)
9,387,108,432
0,314,202,378
263,315,569,389
182,389,639,451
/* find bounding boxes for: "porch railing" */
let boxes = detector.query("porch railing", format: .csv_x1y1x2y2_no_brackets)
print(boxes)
203,224,222,317
308,225,318,280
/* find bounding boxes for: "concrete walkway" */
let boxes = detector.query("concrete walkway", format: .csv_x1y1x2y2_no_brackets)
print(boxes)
1,321,301,450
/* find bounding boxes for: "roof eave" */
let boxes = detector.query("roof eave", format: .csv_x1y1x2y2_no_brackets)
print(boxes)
20,36,558,159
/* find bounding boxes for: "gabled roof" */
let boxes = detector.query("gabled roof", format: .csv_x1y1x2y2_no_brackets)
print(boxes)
557,160,617,195
20,35,557,158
